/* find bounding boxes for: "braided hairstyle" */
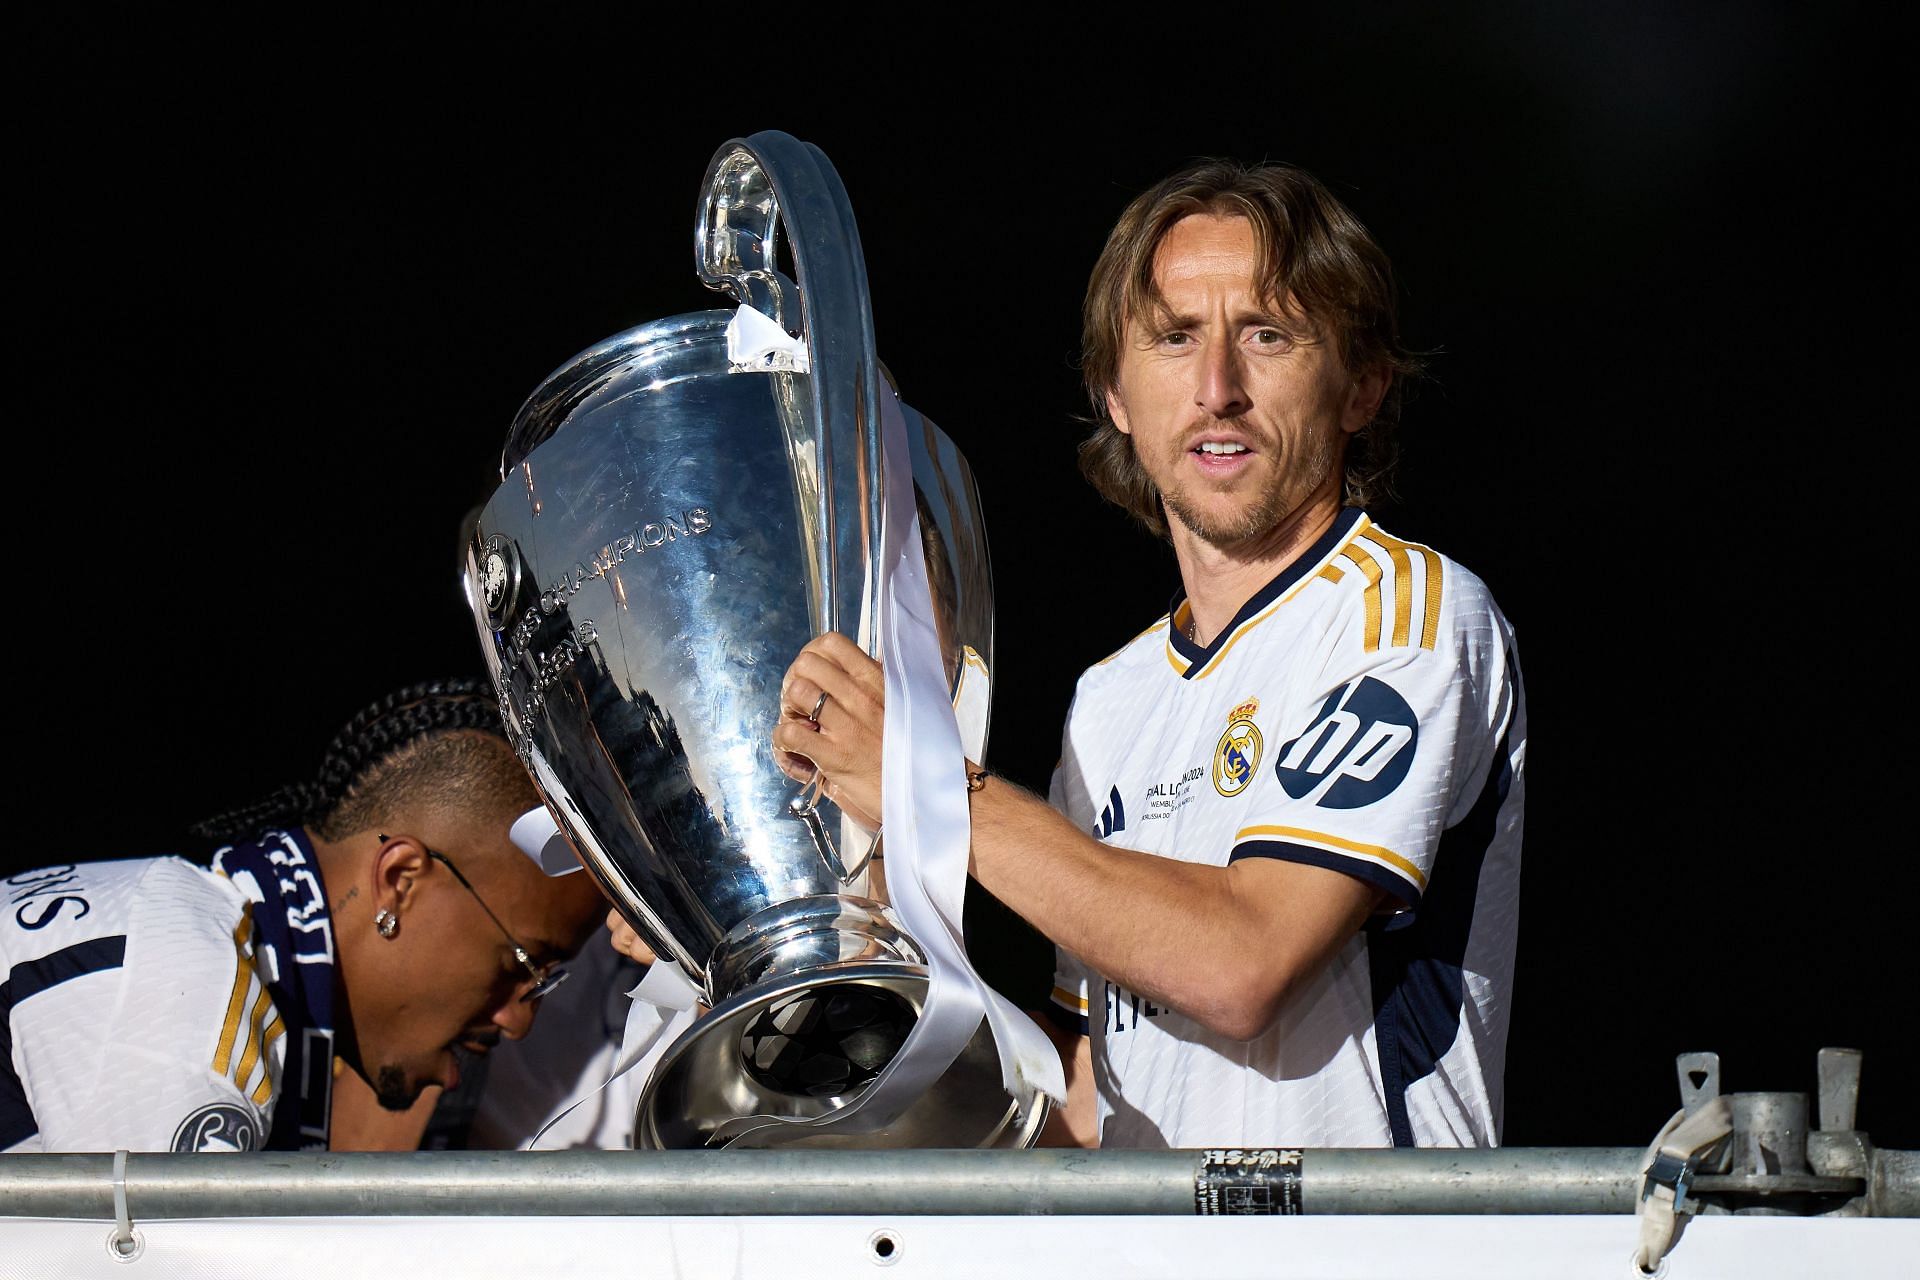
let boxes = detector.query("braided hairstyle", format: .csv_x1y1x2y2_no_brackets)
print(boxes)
190,678,532,844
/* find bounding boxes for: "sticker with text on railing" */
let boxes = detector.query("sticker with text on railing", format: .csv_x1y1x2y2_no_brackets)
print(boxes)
1195,1148,1304,1216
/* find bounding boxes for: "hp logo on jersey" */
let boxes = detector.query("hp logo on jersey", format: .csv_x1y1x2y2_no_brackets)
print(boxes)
1274,677,1418,808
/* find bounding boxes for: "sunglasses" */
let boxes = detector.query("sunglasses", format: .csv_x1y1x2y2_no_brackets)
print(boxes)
380,835,570,1003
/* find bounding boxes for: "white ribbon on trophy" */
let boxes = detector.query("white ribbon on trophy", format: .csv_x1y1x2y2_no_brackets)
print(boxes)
702,311,1062,1144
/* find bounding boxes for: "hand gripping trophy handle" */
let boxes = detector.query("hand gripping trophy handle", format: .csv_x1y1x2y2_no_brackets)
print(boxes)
697,133,885,884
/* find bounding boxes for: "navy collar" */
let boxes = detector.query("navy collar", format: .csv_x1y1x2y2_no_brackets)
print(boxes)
1166,507,1365,678
212,830,337,1150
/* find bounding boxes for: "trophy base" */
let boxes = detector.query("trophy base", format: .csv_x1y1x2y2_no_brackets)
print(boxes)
632,960,1049,1150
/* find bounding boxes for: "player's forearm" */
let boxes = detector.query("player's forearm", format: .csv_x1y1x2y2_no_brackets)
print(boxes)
1031,1013,1098,1147
767,635,1355,1037
969,777,1297,1039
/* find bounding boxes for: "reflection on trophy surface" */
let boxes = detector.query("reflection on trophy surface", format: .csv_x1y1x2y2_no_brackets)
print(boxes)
462,131,1045,1148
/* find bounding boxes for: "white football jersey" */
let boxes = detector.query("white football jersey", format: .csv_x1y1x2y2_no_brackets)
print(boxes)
1049,509,1526,1149
2,857,285,1153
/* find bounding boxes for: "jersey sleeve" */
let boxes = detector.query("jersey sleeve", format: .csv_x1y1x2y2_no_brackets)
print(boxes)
1228,575,1518,914
8,860,280,1153
1046,687,1097,835
1041,694,1093,1037
1046,945,1091,1037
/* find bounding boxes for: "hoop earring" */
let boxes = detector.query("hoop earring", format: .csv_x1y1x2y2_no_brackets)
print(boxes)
374,908,398,939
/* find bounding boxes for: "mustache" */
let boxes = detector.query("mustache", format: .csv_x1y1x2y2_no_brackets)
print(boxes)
454,1030,502,1054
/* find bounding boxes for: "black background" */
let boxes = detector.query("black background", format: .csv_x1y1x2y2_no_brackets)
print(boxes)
18,9,1910,1149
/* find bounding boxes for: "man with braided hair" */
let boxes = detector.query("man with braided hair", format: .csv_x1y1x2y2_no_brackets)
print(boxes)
0,679,605,1152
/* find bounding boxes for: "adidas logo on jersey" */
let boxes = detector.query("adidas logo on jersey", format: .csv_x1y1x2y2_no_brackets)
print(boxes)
1092,786,1126,839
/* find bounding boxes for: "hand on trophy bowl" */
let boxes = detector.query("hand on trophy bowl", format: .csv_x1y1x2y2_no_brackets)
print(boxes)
605,908,657,966
774,632,889,832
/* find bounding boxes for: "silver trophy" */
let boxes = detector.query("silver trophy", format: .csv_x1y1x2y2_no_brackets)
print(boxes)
463,131,1045,1149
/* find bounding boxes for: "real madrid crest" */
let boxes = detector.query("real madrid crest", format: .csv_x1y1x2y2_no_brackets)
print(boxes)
1212,697,1263,798
480,533,521,630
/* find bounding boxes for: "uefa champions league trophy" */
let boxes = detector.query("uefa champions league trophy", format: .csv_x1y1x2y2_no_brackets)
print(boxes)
462,131,1049,1148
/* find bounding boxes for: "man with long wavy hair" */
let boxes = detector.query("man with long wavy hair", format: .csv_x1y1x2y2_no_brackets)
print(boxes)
777,160,1526,1150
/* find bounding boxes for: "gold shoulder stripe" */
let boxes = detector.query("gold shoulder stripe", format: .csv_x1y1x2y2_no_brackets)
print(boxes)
1234,823,1428,891
211,917,253,1075
1190,518,1369,679
1050,984,1090,1014
232,985,276,1093
250,1016,287,1104
1098,616,1170,667
1338,544,1385,652
1361,533,1414,647
1363,527,1444,650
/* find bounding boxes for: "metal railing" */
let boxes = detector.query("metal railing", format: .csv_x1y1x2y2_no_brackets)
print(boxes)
2,1148,1647,1218
3,1050,1913,1223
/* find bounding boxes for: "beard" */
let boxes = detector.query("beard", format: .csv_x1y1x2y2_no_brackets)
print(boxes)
372,1063,416,1112
1156,422,1339,550
1162,474,1293,547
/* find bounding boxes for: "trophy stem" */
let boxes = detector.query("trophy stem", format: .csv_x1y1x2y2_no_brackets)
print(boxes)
627,895,1039,1150
634,954,1045,1151
707,895,923,1005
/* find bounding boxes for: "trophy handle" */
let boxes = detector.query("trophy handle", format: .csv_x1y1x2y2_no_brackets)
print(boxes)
698,131,888,881
695,130,886,651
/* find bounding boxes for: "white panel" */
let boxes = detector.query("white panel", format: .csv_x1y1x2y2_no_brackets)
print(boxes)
2,1214,1914,1280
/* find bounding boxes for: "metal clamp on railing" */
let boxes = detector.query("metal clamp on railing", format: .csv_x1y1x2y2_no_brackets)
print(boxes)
1641,1149,1697,1216
1634,1091,1735,1274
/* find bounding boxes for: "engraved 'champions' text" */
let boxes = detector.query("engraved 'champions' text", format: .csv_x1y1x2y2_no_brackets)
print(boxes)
539,506,713,614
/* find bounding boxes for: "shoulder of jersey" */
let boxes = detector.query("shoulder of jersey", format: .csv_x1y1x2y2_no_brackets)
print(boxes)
140,855,254,909
119,858,257,962
1316,518,1499,658
9,856,240,931
1080,613,1176,684
1070,518,1500,683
